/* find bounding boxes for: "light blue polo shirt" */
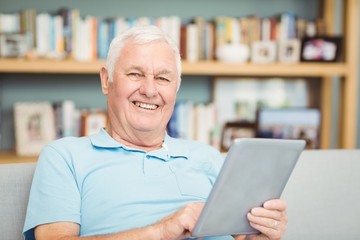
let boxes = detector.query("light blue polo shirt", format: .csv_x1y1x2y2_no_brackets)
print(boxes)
23,129,233,239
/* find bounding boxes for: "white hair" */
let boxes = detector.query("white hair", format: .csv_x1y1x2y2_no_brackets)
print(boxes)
105,25,182,90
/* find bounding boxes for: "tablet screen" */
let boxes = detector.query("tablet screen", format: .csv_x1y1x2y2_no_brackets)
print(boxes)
192,138,305,237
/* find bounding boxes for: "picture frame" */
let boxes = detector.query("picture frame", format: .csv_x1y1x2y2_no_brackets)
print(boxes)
213,77,310,129
278,39,301,63
14,102,56,156
256,107,321,149
300,36,342,62
81,110,108,136
251,41,277,64
0,33,28,58
220,121,256,152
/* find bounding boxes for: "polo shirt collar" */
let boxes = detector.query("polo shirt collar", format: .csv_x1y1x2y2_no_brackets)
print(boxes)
89,128,123,148
89,128,189,161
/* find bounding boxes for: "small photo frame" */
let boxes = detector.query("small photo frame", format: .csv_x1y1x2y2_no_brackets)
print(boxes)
256,107,321,149
81,110,108,136
251,41,277,64
14,102,56,156
0,33,28,58
300,36,342,62
221,121,256,152
278,39,301,63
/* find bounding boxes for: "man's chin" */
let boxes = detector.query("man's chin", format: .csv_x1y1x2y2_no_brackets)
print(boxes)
133,124,161,133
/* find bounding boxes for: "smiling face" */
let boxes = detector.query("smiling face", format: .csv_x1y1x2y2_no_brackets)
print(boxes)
100,39,179,148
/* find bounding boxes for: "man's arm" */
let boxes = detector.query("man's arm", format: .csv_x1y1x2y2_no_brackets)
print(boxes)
35,199,287,240
35,202,204,240
35,222,159,240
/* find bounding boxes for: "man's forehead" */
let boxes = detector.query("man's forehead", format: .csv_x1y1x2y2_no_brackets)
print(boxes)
116,40,179,76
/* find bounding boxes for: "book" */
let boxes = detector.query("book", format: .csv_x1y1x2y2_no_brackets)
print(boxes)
36,13,51,57
20,9,36,51
186,23,199,62
179,24,187,60
57,7,72,54
97,18,109,60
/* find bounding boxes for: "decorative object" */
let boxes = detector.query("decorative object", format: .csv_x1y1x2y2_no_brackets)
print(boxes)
220,121,256,152
216,43,250,63
81,110,108,136
0,33,27,57
300,36,342,62
251,41,277,64
14,102,56,156
278,39,301,63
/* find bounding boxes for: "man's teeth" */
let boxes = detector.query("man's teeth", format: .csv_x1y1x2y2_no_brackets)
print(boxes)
134,102,158,110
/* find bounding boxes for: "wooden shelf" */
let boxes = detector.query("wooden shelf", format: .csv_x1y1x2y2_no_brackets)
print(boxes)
0,58,104,74
0,152,37,164
0,58,348,77
182,61,348,77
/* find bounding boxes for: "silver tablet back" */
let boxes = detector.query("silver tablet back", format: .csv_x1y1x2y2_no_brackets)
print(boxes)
192,138,305,237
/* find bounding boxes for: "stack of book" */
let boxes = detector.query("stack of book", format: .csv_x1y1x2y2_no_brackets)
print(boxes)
0,8,324,62
167,101,219,148
0,8,181,61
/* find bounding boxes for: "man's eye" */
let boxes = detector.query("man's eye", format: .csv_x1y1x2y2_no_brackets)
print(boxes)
128,73,140,77
157,77,170,82
127,73,143,80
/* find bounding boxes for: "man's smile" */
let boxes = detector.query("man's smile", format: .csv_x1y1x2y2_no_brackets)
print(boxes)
133,101,159,110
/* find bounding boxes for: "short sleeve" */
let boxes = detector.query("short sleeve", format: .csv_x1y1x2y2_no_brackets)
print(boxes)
23,144,81,239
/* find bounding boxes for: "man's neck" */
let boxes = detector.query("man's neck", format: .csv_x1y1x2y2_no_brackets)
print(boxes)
106,125,165,152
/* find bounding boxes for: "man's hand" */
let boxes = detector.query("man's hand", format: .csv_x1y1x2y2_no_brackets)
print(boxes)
246,199,288,240
152,202,205,240
234,199,288,240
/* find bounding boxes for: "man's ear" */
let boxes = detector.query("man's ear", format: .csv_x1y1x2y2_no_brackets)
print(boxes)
100,67,110,95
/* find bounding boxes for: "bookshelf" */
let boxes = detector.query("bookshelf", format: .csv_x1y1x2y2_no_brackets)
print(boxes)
0,0,358,163
0,59,348,76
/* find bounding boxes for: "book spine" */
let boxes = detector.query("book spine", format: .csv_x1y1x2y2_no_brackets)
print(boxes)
186,24,199,63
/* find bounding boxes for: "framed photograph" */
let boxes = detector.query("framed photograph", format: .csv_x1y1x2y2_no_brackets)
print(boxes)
213,78,309,129
278,39,301,63
81,110,108,136
0,33,28,58
300,36,342,62
256,107,321,149
221,121,256,152
14,102,56,156
251,41,277,64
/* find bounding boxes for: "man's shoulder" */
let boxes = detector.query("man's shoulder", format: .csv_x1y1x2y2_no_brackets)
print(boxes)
38,135,93,164
48,135,90,150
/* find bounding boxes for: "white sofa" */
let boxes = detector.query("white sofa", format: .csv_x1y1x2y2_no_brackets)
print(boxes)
0,162,36,240
282,149,360,239
0,150,359,240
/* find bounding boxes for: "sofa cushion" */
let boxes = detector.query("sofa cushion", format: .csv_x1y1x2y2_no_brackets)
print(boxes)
282,150,360,239
0,163,36,240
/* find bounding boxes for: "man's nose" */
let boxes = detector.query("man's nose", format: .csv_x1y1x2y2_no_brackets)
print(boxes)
139,75,158,97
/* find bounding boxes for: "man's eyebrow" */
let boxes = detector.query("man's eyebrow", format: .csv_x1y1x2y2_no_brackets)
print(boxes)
125,65,144,72
123,66,174,75
156,69,173,75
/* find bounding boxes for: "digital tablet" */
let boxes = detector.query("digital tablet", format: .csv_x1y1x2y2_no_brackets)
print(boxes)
192,138,305,237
